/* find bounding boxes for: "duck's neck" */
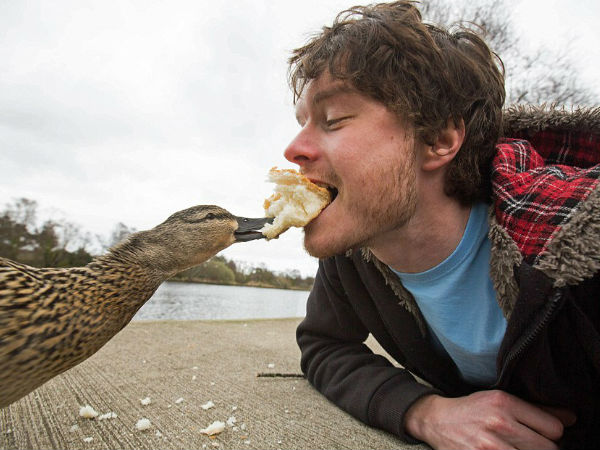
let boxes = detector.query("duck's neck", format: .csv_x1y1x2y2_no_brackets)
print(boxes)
96,230,183,281
83,238,175,336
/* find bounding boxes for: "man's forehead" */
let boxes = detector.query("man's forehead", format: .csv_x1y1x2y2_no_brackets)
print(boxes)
296,75,358,111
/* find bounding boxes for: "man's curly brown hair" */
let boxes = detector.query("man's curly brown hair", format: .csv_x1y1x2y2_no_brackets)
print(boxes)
288,1,505,204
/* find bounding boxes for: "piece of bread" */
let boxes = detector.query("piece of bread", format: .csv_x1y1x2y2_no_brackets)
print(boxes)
260,167,332,239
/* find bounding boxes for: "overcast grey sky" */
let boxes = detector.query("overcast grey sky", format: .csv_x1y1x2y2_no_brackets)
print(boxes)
1,0,599,276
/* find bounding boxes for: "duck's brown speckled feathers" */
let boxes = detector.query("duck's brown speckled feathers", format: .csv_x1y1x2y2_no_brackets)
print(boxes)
0,205,252,408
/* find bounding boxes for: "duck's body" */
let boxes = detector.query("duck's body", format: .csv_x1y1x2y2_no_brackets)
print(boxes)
0,205,269,408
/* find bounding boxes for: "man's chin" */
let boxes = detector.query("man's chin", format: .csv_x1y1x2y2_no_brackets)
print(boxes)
303,242,337,259
303,228,332,259
303,228,358,259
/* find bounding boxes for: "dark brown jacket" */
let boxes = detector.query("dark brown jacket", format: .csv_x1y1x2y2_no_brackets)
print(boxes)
297,106,600,448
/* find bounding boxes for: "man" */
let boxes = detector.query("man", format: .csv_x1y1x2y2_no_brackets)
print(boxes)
283,2,599,449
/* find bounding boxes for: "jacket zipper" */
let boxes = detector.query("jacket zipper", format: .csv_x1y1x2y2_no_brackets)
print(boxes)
494,288,565,388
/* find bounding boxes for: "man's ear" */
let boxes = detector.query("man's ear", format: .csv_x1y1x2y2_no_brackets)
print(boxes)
421,118,465,171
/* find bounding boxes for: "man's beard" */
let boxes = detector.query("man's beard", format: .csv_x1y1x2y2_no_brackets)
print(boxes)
303,152,418,259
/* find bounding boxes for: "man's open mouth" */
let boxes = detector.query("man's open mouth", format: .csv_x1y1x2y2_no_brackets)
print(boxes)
327,186,339,201
315,182,339,202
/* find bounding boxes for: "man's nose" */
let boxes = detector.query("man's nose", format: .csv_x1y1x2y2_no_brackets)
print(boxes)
284,128,320,166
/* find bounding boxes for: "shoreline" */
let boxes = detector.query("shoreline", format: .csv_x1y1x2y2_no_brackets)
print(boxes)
165,277,313,291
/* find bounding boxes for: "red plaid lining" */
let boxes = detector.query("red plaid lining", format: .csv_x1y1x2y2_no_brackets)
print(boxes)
509,129,600,168
492,138,600,264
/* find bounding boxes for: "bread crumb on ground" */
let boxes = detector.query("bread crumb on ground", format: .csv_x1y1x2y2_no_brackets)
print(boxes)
201,400,215,410
83,437,93,443
79,405,99,419
140,397,151,406
175,397,184,404
226,416,237,427
98,412,118,420
136,418,152,431
200,421,225,436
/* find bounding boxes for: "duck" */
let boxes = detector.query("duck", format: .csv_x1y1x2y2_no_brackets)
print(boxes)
0,204,270,409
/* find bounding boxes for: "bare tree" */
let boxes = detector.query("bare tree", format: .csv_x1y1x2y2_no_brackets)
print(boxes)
92,222,139,253
5,198,38,233
108,222,137,247
420,0,597,106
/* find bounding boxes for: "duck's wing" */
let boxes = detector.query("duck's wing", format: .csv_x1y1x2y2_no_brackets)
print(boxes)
0,257,159,409
0,258,64,325
0,257,55,325
0,258,77,406
1,256,45,280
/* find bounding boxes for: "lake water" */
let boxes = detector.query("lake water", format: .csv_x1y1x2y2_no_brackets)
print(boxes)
132,281,310,321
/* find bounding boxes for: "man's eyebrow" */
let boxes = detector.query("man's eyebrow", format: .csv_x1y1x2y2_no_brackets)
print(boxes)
312,85,356,106
295,84,356,124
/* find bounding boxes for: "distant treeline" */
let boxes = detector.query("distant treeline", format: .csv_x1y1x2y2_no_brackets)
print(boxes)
0,198,94,267
0,198,315,291
171,255,314,290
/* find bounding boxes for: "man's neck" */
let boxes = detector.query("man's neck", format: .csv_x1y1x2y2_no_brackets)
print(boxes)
368,198,472,274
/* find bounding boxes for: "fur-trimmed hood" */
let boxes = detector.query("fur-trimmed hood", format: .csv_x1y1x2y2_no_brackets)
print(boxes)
491,105,600,316
503,104,600,136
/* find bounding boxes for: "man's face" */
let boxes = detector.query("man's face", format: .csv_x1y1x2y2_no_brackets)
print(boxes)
284,73,421,258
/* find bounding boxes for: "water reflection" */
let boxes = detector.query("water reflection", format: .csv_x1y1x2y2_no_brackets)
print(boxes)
133,281,309,321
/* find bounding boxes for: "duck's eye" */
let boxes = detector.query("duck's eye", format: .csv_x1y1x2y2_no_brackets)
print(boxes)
205,213,216,220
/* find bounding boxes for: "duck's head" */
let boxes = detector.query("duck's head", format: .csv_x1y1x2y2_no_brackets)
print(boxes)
122,205,271,274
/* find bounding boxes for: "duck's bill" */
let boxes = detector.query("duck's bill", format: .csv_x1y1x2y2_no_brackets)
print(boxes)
234,216,273,242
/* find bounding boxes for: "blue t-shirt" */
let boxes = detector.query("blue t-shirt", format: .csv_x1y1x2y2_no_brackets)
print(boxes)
390,203,507,386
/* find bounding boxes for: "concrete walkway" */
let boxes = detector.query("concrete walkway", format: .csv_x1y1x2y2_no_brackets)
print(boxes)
0,319,428,450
